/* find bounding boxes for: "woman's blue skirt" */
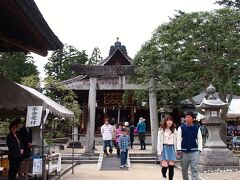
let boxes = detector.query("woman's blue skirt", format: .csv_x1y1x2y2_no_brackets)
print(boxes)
160,144,176,161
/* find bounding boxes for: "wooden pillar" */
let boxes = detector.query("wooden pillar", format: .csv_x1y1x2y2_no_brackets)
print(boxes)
149,78,159,154
85,77,97,153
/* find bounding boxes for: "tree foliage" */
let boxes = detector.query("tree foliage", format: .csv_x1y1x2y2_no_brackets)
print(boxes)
134,8,240,108
44,76,81,119
45,44,88,81
0,52,39,83
216,0,240,10
88,46,102,65
20,75,40,89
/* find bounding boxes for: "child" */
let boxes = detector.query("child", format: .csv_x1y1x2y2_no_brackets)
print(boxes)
118,128,130,168
116,124,123,157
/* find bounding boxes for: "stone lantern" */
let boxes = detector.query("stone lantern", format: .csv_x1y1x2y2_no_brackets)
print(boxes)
197,84,239,171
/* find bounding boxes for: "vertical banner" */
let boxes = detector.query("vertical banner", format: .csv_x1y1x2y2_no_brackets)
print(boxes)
26,106,43,127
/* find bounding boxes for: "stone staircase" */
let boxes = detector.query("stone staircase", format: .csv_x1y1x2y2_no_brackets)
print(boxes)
61,153,100,164
61,153,159,165
129,153,157,164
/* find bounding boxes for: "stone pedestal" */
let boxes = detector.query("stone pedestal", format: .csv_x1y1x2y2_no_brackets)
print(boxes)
199,122,240,171
199,148,240,171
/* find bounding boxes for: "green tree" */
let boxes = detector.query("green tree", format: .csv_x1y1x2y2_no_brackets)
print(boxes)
0,52,39,83
216,0,240,10
134,8,240,109
20,75,40,89
45,44,88,81
44,76,81,119
88,46,102,65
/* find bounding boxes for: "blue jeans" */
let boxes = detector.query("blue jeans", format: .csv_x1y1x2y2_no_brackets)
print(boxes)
120,149,128,166
103,140,113,153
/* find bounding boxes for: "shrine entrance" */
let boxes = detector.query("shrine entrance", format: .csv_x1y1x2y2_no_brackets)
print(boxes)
64,39,159,154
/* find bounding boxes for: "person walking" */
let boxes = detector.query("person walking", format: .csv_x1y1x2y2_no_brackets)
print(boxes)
7,118,23,180
118,128,130,168
137,117,146,150
157,115,177,180
116,123,123,157
177,112,202,180
129,121,135,149
101,118,113,157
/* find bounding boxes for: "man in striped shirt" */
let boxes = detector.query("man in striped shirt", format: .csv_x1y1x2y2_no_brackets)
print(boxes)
118,128,130,168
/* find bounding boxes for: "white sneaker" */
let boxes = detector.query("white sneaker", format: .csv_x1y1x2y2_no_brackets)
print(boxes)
162,177,167,180
124,164,128,168
120,165,124,168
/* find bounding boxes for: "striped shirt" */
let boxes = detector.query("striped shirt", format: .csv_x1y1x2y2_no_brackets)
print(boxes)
118,135,130,151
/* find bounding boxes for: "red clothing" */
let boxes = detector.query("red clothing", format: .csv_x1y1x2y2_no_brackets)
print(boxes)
116,128,123,143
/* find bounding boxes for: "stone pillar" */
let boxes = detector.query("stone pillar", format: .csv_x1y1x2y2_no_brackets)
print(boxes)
149,78,159,154
85,77,97,153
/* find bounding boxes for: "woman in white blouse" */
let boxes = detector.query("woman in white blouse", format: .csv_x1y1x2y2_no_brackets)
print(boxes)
157,115,177,180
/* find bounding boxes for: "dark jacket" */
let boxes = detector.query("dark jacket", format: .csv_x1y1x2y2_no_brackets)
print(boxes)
180,124,199,152
129,125,134,139
6,132,22,158
18,127,32,159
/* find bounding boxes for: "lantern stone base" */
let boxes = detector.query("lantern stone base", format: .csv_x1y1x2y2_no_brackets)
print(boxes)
199,148,240,172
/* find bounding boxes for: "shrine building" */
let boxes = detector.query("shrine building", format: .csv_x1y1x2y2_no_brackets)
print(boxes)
63,39,151,133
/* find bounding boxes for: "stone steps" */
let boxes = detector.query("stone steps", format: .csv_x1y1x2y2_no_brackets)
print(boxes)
129,153,157,164
61,154,99,164
62,159,98,164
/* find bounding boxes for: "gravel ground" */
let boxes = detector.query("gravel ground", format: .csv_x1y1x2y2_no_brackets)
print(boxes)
200,170,240,180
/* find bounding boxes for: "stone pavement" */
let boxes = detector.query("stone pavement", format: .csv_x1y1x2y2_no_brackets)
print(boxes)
62,163,240,180
58,144,240,180
62,163,183,180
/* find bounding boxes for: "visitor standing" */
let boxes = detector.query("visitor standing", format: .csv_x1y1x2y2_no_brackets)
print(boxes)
18,121,32,179
7,118,23,180
137,117,146,150
129,121,135,149
123,121,130,135
157,115,177,180
110,120,117,149
177,112,202,180
199,120,208,147
118,128,130,168
101,118,113,157
116,123,123,157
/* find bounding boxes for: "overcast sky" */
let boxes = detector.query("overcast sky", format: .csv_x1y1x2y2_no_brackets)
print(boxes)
33,0,219,80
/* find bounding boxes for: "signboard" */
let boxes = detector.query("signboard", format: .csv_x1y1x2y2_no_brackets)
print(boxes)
32,158,42,175
70,64,137,77
26,106,43,127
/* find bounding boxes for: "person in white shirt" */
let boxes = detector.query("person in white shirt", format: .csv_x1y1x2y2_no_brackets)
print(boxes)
101,118,113,157
157,115,177,180
177,112,202,180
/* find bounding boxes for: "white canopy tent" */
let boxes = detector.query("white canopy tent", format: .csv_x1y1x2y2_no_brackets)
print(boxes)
0,75,76,178
0,75,74,118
